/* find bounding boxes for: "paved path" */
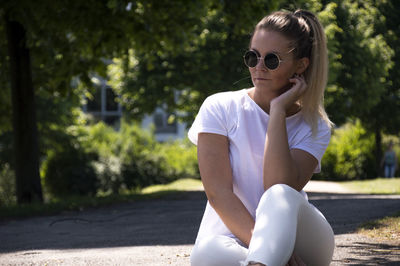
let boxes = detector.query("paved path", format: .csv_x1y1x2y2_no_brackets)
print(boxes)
0,181,399,265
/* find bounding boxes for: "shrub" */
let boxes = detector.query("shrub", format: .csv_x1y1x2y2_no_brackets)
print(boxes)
316,120,375,180
92,155,123,195
0,163,16,205
157,138,199,179
42,141,98,197
41,120,200,197
85,121,199,192
118,123,170,189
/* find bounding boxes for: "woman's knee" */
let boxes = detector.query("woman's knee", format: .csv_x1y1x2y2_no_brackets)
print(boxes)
190,235,247,266
265,183,300,197
259,184,304,209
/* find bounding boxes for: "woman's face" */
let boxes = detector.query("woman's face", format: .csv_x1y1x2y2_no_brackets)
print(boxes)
249,30,299,95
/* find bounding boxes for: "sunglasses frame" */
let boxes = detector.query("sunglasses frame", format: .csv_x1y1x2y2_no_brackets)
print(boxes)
243,50,284,70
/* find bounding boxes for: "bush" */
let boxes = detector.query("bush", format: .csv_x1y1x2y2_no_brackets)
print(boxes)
0,163,16,205
78,121,199,193
157,138,199,179
42,141,98,197
316,120,375,180
40,120,199,198
117,122,175,190
92,155,123,195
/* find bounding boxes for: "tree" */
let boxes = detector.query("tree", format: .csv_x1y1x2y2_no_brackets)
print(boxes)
0,0,210,203
368,0,400,174
5,14,43,203
108,0,280,124
326,0,394,176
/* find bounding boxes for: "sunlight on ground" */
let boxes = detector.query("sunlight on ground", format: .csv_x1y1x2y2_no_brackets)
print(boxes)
141,178,203,194
141,178,400,195
340,178,400,195
0,245,193,266
357,212,400,243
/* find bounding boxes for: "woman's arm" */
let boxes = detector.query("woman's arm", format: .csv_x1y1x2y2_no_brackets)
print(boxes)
263,76,318,191
198,133,255,246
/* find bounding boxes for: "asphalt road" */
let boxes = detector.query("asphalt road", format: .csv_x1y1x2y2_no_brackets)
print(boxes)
0,183,399,265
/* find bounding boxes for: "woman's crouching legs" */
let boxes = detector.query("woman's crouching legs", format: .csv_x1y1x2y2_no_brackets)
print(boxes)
245,184,334,266
190,235,248,266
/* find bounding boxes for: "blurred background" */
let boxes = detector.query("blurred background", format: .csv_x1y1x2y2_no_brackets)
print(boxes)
0,0,399,206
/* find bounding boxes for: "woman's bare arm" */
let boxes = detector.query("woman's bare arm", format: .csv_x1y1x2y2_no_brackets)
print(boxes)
198,133,255,246
263,76,318,191
263,109,317,191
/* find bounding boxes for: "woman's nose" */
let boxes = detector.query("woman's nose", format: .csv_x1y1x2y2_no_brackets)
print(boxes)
255,58,266,70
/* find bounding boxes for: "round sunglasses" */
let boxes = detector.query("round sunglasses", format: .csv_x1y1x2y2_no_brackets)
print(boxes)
243,50,284,70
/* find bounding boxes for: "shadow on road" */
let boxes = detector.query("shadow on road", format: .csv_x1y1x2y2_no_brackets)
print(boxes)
0,191,399,254
332,240,400,265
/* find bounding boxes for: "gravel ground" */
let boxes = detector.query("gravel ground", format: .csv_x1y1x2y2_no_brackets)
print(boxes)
0,181,399,265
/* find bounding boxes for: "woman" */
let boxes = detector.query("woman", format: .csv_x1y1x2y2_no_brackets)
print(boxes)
188,9,334,266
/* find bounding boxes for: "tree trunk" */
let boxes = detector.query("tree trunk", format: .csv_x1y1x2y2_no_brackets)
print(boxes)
5,15,43,204
375,127,382,178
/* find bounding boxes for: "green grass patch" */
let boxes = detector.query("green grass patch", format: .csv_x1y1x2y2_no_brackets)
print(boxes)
141,178,203,194
357,212,400,243
0,178,203,220
340,178,400,194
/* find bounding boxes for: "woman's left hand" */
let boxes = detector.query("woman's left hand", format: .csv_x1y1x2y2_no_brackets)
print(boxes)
286,253,306,266
270,74,307,114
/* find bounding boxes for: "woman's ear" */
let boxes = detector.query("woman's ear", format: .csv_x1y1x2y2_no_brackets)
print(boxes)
296,57,310,75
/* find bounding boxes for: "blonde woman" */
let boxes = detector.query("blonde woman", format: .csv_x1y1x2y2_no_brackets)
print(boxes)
188,9,334,266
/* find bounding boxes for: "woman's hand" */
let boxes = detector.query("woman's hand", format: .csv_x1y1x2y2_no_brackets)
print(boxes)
270,74,307,114
286,253,306,266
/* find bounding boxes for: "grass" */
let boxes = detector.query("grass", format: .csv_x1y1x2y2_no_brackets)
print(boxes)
339,178,400,194
338,178,400,242
357,212,400,243
0,178,203,220
141,178,203,194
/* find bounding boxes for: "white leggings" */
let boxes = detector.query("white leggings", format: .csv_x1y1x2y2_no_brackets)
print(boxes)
190,184,335,266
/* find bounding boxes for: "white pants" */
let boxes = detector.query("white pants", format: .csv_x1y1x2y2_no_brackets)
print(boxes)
191,184,335,266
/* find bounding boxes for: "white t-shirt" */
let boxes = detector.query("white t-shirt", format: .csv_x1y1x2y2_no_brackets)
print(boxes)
188,88,331,242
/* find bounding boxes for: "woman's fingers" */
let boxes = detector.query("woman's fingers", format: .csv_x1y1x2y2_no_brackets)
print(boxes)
289,254,297,265
288,253,306,266
293,253,306,266
289,75,307,95
270,74,307,113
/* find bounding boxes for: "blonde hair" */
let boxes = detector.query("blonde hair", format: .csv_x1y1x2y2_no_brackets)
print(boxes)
253,10,333,135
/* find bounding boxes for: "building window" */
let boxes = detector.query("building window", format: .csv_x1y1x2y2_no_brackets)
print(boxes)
154,111,177,134
86,87,101,112
106,87,119,111
85,84,122,127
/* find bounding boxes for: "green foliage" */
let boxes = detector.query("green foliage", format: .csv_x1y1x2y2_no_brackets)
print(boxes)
117,123,169,190
157,139,199,179
5,117,199,201
56,120,199,196
324,0,393,126
107,0,279,123
42,140,98,197
365,0,400,136
317,120,375,180
0,163,16,205
2,0,400,204
0,0,213,204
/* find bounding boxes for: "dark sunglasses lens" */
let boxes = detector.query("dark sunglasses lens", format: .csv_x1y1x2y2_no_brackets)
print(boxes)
244,51,258,67
265,53,279,70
